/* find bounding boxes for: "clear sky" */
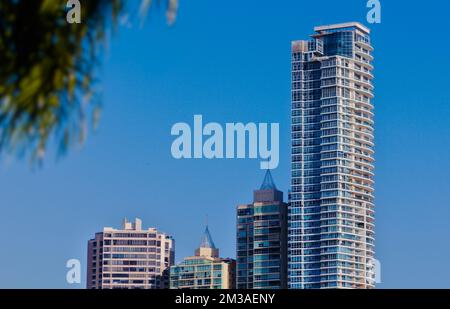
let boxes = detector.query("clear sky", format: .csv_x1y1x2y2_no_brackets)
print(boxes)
1,0,449,288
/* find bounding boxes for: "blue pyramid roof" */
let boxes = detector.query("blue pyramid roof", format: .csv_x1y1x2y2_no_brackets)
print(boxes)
199,225,216,249
260,169,277,190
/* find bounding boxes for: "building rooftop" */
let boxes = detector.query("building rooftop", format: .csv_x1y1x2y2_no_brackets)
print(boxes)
199,225,216,249
260,169,277,190
314,22,370,34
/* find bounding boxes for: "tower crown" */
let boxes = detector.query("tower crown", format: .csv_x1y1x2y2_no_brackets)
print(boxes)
195,225,219,258
199,225,216,249
254,170,283,203
260,169,277,190
314,22,370,34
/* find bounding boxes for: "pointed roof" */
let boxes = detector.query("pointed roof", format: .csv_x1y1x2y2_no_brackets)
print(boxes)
260,169,277,190
199,225,216,249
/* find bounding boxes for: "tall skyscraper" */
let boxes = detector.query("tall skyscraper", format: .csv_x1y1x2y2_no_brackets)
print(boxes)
87,218,174,289
236,170,288,289
289,22,375,289
170,226,235,289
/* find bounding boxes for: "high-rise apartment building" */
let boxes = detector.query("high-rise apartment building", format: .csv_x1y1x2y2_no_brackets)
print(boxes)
170,226,235,289
87,218,174,289
236,170,287,289
289,22,375,289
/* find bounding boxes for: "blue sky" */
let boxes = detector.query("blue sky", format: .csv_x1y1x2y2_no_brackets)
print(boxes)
1,0,449,288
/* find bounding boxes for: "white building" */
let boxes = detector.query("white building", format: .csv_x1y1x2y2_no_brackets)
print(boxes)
87,218,174,289
289,22,376,289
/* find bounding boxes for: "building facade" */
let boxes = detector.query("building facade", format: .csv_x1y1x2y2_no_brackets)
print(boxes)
289,22,375,289
236,170,288,289
87,218,174,289
170,226,235,289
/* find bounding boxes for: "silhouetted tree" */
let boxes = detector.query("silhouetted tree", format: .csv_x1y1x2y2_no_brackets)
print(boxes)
0,0,177,162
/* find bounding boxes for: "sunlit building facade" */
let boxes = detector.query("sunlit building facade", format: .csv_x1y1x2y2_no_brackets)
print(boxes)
236,170,287,289
289,22,375,289
87,218,174,289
